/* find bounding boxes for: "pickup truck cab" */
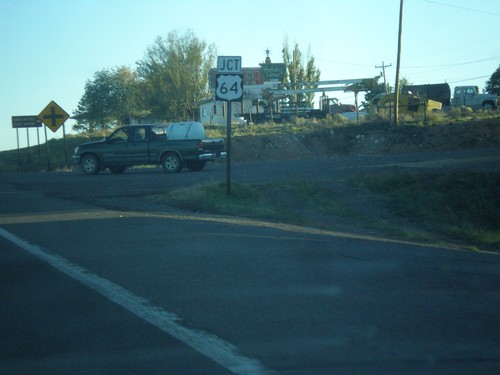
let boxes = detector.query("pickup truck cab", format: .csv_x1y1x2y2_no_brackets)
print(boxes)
73,122,226,175
452,86,497,110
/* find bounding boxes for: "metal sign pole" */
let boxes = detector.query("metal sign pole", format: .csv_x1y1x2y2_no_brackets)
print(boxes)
226,102,232,195
16,129,20,168
63,123,68,166
37,126,41,156
44,125,50,171
26,128,31,163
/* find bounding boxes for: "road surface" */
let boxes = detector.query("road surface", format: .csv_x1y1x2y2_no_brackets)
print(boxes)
1,151,499,374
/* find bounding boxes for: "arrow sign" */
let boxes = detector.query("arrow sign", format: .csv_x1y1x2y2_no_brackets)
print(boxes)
38,100,69,132
215,74,244,102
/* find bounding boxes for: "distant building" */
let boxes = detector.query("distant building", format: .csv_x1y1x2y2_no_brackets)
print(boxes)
199,97,267,126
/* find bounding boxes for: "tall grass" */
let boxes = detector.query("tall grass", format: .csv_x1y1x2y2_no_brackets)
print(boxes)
348,171,500,246
0,135,90,172
146,181,354,225
146,172,500,248
205,114,364,138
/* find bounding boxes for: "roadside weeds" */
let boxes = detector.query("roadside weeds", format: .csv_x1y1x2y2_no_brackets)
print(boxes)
144,171,500,253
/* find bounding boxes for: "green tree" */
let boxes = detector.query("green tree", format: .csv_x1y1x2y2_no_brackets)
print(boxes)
73,66,142,132
485,65,500,95
304,51,321,107
137,30,216,121
399,77,411,91
362,74,386,109
282,40,320,109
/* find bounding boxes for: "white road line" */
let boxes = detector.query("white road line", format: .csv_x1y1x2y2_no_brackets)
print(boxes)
0,227,276,375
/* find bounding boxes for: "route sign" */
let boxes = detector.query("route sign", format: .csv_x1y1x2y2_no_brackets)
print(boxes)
216,56,243,195
12,115,42,128
217,56,241,74
38,100,69,132
215,74,244,102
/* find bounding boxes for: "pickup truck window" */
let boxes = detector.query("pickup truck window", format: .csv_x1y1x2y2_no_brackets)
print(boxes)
133,127,147,142
150,126,167,141
110,128,129,142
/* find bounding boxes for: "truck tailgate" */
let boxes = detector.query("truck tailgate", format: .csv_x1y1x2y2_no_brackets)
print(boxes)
201,138,225,155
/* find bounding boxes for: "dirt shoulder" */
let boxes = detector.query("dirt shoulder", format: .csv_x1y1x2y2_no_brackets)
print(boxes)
230,119,500,162
223,120,500,252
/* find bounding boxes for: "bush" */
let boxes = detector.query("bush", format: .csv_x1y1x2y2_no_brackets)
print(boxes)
448,106,473,119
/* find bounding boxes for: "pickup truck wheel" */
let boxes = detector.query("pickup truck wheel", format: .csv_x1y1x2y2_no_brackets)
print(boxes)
161,153,182,173
81,154,99,175
109,166,127,174
186,160,207,172
482,101,495,110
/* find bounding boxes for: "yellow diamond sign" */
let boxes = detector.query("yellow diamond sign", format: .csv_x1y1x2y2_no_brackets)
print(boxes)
39,100,69,132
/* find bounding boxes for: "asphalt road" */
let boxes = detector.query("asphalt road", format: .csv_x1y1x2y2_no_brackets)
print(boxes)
1,150,499,374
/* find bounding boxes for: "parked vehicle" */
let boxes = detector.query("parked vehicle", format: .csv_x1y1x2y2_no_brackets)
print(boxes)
369,91,443,115
452,86,497,110
370,83,498,114
73,122,226,175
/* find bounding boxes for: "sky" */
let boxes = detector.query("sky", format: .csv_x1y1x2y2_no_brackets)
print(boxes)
1,0,499,152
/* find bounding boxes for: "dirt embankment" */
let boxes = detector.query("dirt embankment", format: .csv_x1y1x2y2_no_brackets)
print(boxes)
230,120,500,162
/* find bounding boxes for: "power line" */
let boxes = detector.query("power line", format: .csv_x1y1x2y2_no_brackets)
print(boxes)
318,55,499,71
403,55,500,69
315,57,373,68
425,0,500,17
404,75,491,86
447,75,491,84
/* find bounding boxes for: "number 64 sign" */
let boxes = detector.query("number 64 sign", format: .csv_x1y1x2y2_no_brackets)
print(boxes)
215,74,243,102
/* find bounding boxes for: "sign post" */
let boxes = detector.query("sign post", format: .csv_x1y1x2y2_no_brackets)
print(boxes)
38,100,70,169
216,56,243,195
11,116,42,167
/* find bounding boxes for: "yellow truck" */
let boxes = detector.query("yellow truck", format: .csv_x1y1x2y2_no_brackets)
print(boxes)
370,91,442,115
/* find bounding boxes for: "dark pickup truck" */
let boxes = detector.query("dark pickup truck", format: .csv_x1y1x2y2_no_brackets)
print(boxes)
73,122,226,175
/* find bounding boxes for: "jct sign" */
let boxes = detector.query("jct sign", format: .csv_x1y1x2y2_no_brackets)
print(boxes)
217,56,241,74
216,55,243,102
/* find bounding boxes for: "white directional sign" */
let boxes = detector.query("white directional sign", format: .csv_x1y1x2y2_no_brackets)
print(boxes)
12,115,42,128
215,74,243,102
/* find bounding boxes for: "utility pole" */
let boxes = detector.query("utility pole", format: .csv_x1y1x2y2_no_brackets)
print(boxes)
394,0,404,127
375,61,392,92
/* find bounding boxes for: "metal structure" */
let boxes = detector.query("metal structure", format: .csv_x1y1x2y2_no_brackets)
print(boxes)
270,79,372,96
